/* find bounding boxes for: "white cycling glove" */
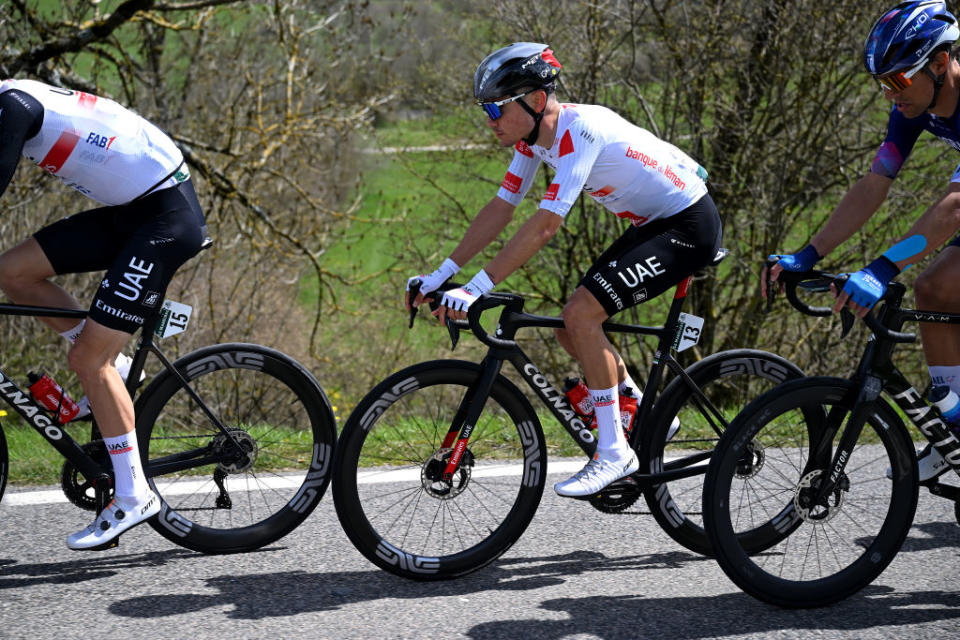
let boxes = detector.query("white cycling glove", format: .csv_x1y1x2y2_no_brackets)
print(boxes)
407,258,460,303
440,270,495,313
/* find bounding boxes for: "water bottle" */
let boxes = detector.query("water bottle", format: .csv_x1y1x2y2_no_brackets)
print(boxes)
28,371,80,423
562,377,594,418
619,387,638,435
930,385,960,435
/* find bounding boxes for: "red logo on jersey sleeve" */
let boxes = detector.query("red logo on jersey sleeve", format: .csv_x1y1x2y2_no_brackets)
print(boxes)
502,171,523,194
616,211,650,226
40,131,81,174
543,183,560,201
558,130,575,157
591,185,615,198
515,141,534,157
77,92,98,110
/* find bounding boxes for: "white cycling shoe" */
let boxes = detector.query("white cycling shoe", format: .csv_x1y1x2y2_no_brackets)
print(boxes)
555,450,639,498
75,353,145,420
67,491,160,550
886,444,950,482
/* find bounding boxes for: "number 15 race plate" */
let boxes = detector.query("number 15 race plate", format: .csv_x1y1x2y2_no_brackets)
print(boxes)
154,300,193,339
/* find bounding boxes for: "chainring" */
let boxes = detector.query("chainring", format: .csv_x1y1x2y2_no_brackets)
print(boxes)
60,440,112,511
589,476,641,513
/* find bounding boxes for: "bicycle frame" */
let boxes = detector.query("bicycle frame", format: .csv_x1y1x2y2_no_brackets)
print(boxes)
793,282,960,504
435,275,729,486
0,300,244,488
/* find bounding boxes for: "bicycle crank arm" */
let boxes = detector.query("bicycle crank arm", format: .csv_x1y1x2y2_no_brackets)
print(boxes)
925,481,960,501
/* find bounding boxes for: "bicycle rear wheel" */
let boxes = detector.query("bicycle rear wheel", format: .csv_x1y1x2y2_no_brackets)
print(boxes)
703,377,919,608
640,349,804,556
332,360,546,580
136,343,336,554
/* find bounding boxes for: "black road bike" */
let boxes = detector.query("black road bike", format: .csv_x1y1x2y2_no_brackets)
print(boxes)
0,268,336,553
332,253,805,580
703,268,960,608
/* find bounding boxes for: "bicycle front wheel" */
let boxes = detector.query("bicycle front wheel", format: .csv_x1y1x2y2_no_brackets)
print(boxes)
703,377,919,608
640,349,804,556
136,343,337,554
333,360,546,580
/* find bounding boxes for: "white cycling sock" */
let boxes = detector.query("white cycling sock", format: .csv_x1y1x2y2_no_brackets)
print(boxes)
929,365,960,397
59,320,86,344
104,431,149,499
591,385,628,458
618,373,641,398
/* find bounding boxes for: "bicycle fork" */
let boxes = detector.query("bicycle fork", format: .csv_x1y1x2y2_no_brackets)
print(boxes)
438,357,504,482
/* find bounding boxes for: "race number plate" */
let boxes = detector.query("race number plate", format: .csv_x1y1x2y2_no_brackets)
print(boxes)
673,312,704,352
154,300,193,339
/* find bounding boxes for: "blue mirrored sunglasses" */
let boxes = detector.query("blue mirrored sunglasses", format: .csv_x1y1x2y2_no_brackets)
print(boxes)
477,90,532,120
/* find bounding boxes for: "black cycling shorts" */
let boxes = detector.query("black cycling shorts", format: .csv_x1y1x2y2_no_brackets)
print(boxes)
34,180,207,333
580,194,722,317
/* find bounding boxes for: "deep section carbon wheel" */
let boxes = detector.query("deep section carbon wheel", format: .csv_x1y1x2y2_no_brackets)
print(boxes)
703,377,919,608
137,343,336,554
333,360,546,580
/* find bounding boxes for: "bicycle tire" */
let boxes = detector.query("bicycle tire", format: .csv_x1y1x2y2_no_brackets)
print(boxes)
639,349,805,556
136,343,336,554
332,360,546,580
703,376,919,608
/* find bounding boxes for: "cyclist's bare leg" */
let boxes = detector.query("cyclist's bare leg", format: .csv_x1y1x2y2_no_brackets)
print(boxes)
67,320,133,438
554,286,638,496
915,246,960,366
555,318,630,385
0,237,84,333
560,287,619,389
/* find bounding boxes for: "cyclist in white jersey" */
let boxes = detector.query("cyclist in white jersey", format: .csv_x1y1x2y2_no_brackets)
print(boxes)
406,43,722,497
0,79,208,549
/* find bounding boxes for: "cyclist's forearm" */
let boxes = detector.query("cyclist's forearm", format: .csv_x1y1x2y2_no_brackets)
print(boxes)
889,183,960,269
448,197,515,268
810,172,892,257
484,209,562,283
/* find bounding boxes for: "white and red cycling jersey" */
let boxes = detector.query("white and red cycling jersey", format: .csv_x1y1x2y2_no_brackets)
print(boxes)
0,78,186,206
496,103,708,226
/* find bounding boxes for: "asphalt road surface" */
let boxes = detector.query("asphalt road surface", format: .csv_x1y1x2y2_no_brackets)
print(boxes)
1,467,959,640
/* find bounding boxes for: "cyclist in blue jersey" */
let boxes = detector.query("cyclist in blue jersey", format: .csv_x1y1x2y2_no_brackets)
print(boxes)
767,1,960,480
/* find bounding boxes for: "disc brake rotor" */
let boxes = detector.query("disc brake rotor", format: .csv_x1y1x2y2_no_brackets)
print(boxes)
421,447,475,499
794,469,848,523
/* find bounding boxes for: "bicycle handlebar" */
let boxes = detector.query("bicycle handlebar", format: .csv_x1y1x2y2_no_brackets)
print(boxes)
766,261,917,344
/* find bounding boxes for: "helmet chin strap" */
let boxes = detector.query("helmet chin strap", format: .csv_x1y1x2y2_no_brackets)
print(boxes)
923,66,946,112
517,98,545,145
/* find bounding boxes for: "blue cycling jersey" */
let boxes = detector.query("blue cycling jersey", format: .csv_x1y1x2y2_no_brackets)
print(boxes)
871,102,960,179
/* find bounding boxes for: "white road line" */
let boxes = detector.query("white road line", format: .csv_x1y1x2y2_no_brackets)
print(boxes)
2,460,596,506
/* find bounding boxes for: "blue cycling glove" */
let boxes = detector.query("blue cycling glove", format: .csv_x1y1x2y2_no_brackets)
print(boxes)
841,256,900,309
770,244,821,272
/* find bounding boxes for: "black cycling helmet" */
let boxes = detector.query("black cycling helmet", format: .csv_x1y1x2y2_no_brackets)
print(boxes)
473,42,562,103
474,43,562,145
